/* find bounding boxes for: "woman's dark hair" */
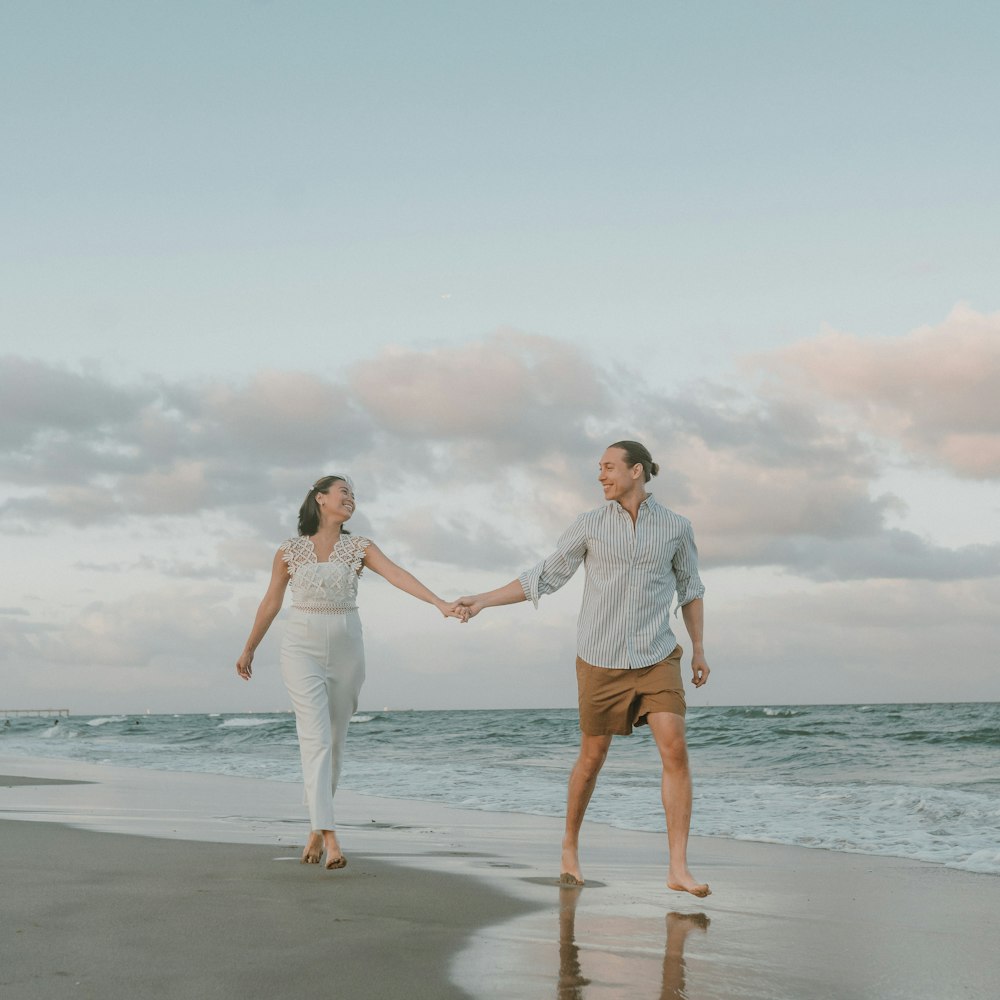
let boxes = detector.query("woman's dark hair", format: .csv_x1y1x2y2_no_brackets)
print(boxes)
297,475,353,536
608,440,660,482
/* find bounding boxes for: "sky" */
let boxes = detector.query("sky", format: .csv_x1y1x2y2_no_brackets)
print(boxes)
2,1,999,714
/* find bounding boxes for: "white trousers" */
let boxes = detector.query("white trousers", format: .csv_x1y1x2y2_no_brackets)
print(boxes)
280,609,365,831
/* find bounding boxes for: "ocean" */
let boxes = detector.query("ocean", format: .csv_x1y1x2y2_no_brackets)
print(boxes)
3,702,998,875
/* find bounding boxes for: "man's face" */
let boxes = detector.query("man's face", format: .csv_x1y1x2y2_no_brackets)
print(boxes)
598,447,644,501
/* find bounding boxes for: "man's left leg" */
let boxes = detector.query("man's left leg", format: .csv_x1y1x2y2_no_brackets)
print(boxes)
647,711,710,897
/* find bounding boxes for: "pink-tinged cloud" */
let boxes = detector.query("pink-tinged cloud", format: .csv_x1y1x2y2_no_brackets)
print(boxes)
350,329,607,444
124,461,210,515
184,371,371,464
1,324,997,584
761,305,1000,478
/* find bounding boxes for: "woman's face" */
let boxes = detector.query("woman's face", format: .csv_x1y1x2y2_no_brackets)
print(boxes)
317,480,356,522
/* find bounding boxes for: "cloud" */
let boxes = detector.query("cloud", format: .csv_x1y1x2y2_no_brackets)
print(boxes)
0,355,149,451
754,532,1000,582
26,585,241,670
628,316,1000,580
169,371,372,466
759,304,1000,478
350,329,608,458
1,319,998,588
8,570,998,712
0,365,371,527
74,537,277,583
0,334,608,535
706,574,1000,705
0,587,292,712
632,389,917,578
658,440,988,582
4,315,1000,712
1,484,123,526
382,507,535,572
0,333,610,536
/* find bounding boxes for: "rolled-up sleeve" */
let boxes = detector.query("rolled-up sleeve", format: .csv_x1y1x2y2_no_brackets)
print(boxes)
673,519,705,609
518,515,588,608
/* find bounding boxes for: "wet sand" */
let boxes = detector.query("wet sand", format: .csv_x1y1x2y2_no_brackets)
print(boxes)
0,817,533,1000
2,756,998,1000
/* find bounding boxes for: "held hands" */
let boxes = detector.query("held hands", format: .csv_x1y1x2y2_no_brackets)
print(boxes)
438,599,472,622
455,595,486,622
437,596,486,622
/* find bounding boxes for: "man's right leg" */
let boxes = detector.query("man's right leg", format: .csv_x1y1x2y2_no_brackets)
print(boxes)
647,711,710,897
561,733,612,883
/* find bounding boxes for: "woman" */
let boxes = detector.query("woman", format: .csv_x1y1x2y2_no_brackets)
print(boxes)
235,475,464,870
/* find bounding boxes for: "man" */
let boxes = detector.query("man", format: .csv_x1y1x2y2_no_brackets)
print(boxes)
459,440,710,896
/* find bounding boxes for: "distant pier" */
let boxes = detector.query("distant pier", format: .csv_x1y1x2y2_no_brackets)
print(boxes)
0,709,70,719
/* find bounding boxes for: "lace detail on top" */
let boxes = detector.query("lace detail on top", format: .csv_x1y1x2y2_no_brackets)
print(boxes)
291,602,357,614
280,535,372,611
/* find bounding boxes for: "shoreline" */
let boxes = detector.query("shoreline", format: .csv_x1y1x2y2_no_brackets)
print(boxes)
2,755,999,999
8,703,996,878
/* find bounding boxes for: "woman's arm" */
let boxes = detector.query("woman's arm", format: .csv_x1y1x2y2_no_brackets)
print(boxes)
235,549,290,680
362,543,465,619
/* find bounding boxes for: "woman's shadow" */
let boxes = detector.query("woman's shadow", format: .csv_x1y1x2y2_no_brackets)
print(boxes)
557,886,710,1000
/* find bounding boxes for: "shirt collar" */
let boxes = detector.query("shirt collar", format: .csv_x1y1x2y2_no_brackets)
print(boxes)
609,493,656,515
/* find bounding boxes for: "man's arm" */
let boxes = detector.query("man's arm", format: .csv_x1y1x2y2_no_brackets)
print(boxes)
460,514,588,620
518,515,588,608
457,579,527,620
680,597,709,688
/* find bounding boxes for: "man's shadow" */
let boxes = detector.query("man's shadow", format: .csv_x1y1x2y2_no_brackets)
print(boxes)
557,886,710,1000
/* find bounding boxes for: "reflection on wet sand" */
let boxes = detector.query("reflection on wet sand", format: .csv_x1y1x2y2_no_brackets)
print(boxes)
557,886,710,1000
557,886,591,999
661,911,711,999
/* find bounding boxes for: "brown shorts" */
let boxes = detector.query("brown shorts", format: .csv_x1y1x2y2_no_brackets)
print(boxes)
576,645,686,736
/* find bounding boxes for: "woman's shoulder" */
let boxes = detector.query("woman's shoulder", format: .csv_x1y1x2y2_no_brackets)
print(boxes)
338,534,373,575
342,534,373,552
279,536,313,562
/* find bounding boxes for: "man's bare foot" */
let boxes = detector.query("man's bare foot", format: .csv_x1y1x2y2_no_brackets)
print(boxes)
560,843,584,885
301,831,323,865
667,869,711,897
323,830,346,870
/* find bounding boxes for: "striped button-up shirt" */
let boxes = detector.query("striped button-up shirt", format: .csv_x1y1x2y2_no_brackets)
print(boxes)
518,495,705,670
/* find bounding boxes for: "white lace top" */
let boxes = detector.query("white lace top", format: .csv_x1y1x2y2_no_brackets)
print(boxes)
280,534,372,614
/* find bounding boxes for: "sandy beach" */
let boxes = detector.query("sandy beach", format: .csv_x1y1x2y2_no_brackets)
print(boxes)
2,754,998,1000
